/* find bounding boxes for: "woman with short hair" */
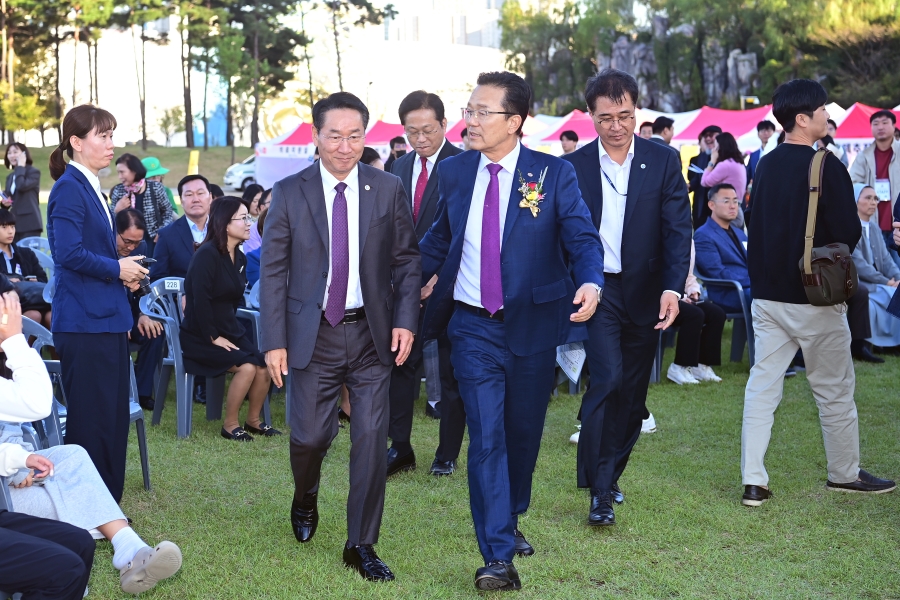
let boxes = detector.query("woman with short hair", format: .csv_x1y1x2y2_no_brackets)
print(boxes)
110,152,174,254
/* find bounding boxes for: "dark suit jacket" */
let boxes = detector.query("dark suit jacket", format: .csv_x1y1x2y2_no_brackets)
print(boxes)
0,244,48,282
47,164,131,333
649,137,679,154
259,162,421,370
419,146,605,356
4,165,42,234
150,216,198,280
693,219,749,307
182,243,248,343
688,151,713,228
390,140,463,240
562,136,692,326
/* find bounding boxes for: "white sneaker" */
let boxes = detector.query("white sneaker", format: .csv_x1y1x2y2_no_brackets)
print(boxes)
667,363,700,385
641,413,657,434
691,364,722,382
569,424,581,445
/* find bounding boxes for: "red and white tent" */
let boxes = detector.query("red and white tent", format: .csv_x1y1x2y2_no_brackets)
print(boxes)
255,122,317,188
834,103,900,143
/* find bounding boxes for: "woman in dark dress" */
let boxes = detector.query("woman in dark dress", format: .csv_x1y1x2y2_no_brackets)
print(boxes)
2,143,42,240
110,153,174,255
180,196,277,442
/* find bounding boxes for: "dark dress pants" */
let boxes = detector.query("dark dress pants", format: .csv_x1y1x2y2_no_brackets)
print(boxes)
288,317,391,546
448,307,556,564
0,510,95,600
387,327,424,445
672,300,727,367
56,331,131,503
132,330,166,399
434,333,466,462
846,286,870,340
578,277,659,492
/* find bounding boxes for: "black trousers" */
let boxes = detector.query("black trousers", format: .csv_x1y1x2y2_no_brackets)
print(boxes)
56,331,131,503
846,286,870,340
672,300,727,367
434,334,466,463
0,510,95,600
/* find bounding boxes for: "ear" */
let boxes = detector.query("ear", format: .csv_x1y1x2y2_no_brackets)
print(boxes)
508,115,523,135
69,135,83,153
440,118,448,131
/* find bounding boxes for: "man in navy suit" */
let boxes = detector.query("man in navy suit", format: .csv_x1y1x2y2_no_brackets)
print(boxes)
386,90,465,477
562,68,692,528
418,71,604,591
694,183,751,313
150,174,211,281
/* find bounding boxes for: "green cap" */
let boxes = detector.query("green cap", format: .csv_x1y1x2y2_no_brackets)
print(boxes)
142,156,169,178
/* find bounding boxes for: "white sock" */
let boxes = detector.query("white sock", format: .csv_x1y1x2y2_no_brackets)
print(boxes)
111,527,149,570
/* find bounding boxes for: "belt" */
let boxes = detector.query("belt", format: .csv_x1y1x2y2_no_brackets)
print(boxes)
456,301,504,322
604,271,622,279
321,307,366,324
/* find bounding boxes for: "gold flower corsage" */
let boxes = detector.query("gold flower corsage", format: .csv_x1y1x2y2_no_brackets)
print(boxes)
517,167,548,217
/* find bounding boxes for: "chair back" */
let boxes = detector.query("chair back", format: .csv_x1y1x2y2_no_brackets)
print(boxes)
33,251,54,280
247,283,261,309
22,316,53,355
140,278,185,326
18,236,51,256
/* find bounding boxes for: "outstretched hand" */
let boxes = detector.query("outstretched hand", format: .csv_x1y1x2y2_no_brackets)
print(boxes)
570,284,600,322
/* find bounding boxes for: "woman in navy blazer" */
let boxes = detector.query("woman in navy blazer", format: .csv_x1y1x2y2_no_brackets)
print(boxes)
46,105,148,503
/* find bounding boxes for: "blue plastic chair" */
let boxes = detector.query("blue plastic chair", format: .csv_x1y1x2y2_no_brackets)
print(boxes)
694,268,756,366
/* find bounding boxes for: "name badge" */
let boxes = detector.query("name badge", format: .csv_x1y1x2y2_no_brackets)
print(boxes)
875,179,891,202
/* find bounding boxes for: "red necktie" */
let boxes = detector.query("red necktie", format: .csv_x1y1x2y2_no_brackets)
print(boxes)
413,156,428,222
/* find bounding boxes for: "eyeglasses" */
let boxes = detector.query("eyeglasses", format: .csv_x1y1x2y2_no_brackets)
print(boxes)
404,127,440,140
181,190,209,200
319,134,365,146
231,215,253,224
118,233,143,247
461,108,516,122
714,199,741,206
594,114,636,129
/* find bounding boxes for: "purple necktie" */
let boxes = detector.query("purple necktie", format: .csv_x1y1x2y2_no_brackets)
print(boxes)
481,163,504,315
325,182,349,327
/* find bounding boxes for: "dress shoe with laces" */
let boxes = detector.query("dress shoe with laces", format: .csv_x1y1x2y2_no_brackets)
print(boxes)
513,528,534,557
474,560,521,591
741,485,772,507
290,493,318,543
386,447,416,477
430,457,456,476
611,482,624,505
826,469,896,494
588,490,615,526
343,542,395,582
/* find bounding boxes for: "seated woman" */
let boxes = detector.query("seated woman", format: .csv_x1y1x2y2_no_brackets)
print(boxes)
851,183,900,349
0,290,182,595
110,153,175,255
0,209,51,328
180,196,278,441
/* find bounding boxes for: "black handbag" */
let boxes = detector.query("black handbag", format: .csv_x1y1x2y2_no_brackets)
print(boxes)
798,148,858,306
14,280,50,312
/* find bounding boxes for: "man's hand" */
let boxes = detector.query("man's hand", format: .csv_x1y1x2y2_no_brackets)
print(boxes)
25,453,54,479
392,328,414,365
0,291,23,343
570,284,600,322
137,315,163,338
266,348,288,388
421,275,437,301
119,255,148,284
656,292,680,330
893,222,900,248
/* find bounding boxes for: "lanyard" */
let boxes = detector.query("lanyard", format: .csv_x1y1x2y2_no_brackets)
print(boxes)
601,168,627,197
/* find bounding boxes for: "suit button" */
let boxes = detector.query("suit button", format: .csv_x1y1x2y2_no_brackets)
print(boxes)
106,277,112,282
317,303,322,309
322,272,327,278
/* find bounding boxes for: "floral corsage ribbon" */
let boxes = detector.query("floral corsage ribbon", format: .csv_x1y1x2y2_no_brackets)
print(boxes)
517,167,548,217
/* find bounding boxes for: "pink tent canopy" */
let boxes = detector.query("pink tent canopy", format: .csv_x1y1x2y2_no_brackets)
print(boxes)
365,121,406,144
835,103,900,140
275,122,313,146
674,105,772,141
541,112,596,142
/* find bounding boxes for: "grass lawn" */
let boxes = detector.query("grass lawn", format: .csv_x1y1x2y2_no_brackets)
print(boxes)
72,326,900,599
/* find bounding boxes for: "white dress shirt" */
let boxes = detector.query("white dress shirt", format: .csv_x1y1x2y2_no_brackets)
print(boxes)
320,161,363,310
188,216,209,244
454,143,521,308
69,160,113,230
598,138,634,274
410,139,446,204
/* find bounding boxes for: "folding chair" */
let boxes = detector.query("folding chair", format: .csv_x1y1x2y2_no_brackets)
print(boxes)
694,268,756,366
17,236,51,256
32,251,54,280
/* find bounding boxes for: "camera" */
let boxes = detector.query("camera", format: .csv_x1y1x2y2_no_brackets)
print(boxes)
133,257,157,298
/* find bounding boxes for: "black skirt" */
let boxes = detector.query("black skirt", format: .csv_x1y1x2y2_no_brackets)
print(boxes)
179,328,265,378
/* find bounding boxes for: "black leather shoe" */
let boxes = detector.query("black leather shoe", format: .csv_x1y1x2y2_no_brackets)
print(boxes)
343,543,395,582
290,493,318,543
425,402,441,419
243,421,283,436
138,395,155,411
826,469,896,494
588,490,615,526
386,447,416,477
741,485,772,506
874,345,900,355
611,482,624,505
474,560,521,591
853,345,885,363
430,458,455,476
513,528,534,557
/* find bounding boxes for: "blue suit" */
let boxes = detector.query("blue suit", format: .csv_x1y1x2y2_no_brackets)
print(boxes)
747,148,762,182
419,145,604,563
150,216,197,280
47,163,131,502
693,218,750,312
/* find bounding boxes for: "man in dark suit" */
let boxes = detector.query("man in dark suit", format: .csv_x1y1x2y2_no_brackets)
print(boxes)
386,90,465,477
650,116,677,150
150,175,211,281
419,71,604,591
562,68,692,528
688,125,721,228
259,92,420,582
746,120,776,184
382,135,408,173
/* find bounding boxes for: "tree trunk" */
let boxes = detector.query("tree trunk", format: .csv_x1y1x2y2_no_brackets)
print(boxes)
87,38,93,104
132,25,147,150
72,27,78,106
226,76,234,162
39,126,45,147
141,29,147,150
202,50,209,151
332,8,343,92
301,5,314,109
93,38,99,105
250,0,260,146
54,28,61,140
180,18,194,147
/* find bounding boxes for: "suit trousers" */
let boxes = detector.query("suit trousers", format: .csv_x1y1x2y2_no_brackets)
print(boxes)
387,329,424,445
742,299,859,486
672,300,727,367
56,332,131,503
434,334,466,462
288,317,392,546
133,331,167,399
0,509,95,600
448,307,555,564
578,278,660,491
846,286,870,340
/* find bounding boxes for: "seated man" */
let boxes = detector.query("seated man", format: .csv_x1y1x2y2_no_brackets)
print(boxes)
694,184,751,313
852,183,900,352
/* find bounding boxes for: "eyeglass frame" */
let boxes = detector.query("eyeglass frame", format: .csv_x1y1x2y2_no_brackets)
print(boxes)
118,232,144,248
317,133,366,146
592,113,637,129
404,126,442,140
230,215,254,224
461,108,517,122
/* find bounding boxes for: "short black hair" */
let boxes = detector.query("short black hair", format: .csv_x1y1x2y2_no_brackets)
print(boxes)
258,188,272,210
700,125,723,137
312,91,370,132
757,120,776,132
707,182,737,202
584,68,639,112
772,79,827,133
0,210,14,226
242,183,264,206
652,116,674,134
398,90,446,125
209,184,224,199
177,174,210,197
475,71,532,135
115,153,147,181
560,130,578,143
639,121,654,131
389,136,406,148
361,147,382,166
826,118,838,129
115,208,146,234
202,196,244,255
870,109,896,125
460,128,468,138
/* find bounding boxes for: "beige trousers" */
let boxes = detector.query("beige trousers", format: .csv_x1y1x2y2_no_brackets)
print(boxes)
741,299,860,486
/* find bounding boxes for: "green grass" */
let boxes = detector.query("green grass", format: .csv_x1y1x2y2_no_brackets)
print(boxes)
80,327,900,599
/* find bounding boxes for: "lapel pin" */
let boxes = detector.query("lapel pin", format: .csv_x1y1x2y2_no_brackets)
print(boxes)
364,184,370,191
641,164,646,169
527,172,533,177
